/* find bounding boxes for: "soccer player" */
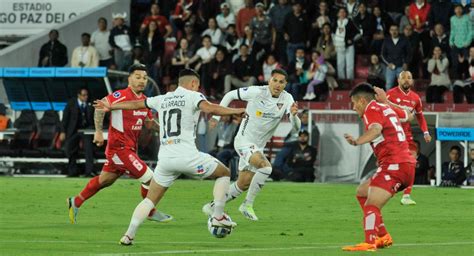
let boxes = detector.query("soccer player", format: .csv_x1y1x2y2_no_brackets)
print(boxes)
94,69,245,245
67,64,172,224
385,71,431,205
203,69,301,221
342,84,416,251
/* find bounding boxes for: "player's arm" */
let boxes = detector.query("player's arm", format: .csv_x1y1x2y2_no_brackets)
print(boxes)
145,117,160,131
374,86,414,122
94,99,146,110
199,101,246,116
344,123,383,146
414,97,431,142
288,102,301,132
92,98,108,146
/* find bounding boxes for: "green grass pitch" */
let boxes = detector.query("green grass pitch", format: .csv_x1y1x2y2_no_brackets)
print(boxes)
0,177,473,255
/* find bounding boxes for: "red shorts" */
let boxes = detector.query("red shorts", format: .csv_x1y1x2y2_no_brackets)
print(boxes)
407,140,417,153
102,149,148,179
370,162,415,195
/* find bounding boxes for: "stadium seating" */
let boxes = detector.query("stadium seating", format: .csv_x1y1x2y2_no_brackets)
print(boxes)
22,110,64,158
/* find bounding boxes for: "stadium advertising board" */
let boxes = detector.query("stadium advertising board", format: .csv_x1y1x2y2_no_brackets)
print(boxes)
437,127,474,141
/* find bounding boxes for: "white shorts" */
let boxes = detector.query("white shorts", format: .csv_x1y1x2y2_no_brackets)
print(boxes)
153,152,220,187
234,143,265,173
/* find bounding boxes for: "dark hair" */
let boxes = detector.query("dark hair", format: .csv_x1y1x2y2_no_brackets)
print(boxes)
240,44,249,49
350,83,375,98
128,63,148,75
81,33,91,38
179,69,200,79
98,17,107,25
49,29,59,35
312,49,321,56
202,35,211,41
390,23,399,29
296,47,305,52
271,68,288,81
450,145,461,153
77,87,88,94
299,130,309,137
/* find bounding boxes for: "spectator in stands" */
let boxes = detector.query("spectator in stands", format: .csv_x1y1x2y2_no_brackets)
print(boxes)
431,23,450,56
183,22,200,54
171,38,194,78
187,35,217,95
381,24,411,89
344,0,360,20
441,145,466,186
130,44,146,65
202,17,224,46
286,47,310,100
240,25,255,54
334,7,359,80
208,115,238,155
269,0,292,65
286,131,317,182
224,24,241,59
71,33,99,68
140,20,164,81
283,1,309,65
259,53,281,83
309,1,331,48
0,104,12,131
399,5,411,34
354,3,375,54
60,87,94,177
227,0,245,16
465,149,474,185
38,29,68,67
409,0,431,68
367,54,386,87
303,50,329,101
379,0,411,22
316,23,336,66
427,46,450,103
236,0,256,37
371,5,393,55
428,0,453,34
225,44,257,90
413,140,430,185
140,3,172,38
91,17,113,68
216,3,236,31
109,13,133,71
450,4,473,77
250,2,275,62
452,0,471,13
403,24,421,78
215,115,242,180
453,46,474,103
209,48,232,98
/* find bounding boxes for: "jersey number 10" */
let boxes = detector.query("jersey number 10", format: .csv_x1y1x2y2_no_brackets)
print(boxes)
162,109,182,138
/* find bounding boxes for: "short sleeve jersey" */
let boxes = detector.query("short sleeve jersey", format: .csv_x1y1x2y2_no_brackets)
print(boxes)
105,87,152,154
386,87,423,141
234,86,295,149
145,86,207,159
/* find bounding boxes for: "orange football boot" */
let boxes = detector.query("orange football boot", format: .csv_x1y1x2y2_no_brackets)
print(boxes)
342,242,377,252
376,233,393,248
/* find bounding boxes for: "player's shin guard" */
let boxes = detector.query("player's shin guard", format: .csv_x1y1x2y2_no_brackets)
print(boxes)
212,176,230,218
356,196,367,210
125,198,155,239
245,167,272,205
140,184,156,217
75,176,102,207
226,182,243,202
363,205,382,244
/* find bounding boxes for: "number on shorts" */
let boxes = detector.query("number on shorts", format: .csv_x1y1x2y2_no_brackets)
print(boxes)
389,116,406,142
162,108,182,138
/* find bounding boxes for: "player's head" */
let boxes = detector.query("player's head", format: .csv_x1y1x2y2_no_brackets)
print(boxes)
449,146,461,162
298,130,309,145
128,64,148,93
268,69,288,97
350,83,375,117
77,87,89,102
398,71,413,92
178,69,200,91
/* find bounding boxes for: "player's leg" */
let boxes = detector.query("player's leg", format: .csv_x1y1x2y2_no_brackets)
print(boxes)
401,143,417,205
356,179,370,210
206,162,237,228
226,170,254,201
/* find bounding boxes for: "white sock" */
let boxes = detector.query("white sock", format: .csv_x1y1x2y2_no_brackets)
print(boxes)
245,167,272,205
212,176,230,218
226,182,243,202
125,198,155,239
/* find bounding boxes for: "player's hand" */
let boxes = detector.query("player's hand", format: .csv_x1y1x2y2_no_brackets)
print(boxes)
93,99,111,112
374,87,388,104
290,102,299,116
344,133,357,146
208,118,218,130
93,131,105,147
59,132,66,142
235,108,248,118
424,133,432,143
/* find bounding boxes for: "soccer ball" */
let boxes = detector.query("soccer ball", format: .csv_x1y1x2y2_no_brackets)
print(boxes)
207,215,233,238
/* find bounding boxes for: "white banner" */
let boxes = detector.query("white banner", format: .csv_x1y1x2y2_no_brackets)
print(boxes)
0,0,110,36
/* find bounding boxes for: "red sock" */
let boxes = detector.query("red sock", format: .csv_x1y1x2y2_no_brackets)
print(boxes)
75,176,102,208
140,184,156,217
356,196,367,210
363,205,382,244
377,215,388,237
403,186,412,195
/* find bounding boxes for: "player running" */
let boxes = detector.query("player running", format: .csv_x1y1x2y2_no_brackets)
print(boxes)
342,84,416,252
385,71,431,205
94,69,245,245
67,64,172,224
203,69,301,221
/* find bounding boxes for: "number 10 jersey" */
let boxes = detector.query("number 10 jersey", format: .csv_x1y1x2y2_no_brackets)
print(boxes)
146,86,207,159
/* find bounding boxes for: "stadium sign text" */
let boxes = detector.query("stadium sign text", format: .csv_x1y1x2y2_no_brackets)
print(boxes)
436,127,474,141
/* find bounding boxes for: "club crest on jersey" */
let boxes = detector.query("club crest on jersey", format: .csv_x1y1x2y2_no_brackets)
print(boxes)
277,103,283,110
196,165,204,174
113,91,121,98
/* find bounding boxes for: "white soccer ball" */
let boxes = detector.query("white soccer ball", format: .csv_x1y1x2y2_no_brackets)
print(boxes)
207,215,233,238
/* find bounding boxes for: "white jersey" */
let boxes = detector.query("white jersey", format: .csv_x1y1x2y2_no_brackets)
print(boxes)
146,86,207,159
234,86,295,149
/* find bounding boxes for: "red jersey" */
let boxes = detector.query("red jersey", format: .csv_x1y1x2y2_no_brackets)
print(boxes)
142,15,169,36
386,87,428,141
105,87,152,154
363,100,416,166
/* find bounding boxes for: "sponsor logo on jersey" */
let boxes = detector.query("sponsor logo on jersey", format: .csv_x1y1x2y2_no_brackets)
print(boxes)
256,110,263,117
242,87,248,91
255,110,279,119
133,110,148,116
113,91,121,98
382,108,396,116
160,138,181,146
132,118,144,130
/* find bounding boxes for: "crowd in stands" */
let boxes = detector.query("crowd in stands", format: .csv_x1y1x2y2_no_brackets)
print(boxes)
36,0,474,103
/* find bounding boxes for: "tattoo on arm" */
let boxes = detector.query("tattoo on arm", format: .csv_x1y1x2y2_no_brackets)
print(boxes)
94,109,106,132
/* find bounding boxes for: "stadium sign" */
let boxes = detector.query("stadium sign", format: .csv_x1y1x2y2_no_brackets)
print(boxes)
436,127,474,141
0,0,109,36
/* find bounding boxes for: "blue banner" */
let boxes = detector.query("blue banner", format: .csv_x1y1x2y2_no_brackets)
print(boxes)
10,102,31,110
29,68,55,77
82,67,107,77
0,68,3,77
55,67,82,77
437,127,474,141
4,68,29,77
52,102,67,111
